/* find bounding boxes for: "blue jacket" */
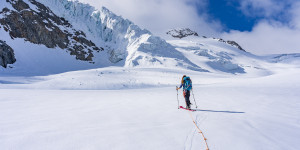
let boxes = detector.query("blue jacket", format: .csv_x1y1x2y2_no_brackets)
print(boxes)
179,77,192,91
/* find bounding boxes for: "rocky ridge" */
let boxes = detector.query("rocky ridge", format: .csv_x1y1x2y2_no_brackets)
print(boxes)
217,38,246,52
0,0,103,62
167,28,246,52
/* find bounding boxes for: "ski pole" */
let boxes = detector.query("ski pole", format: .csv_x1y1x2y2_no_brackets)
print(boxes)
176,86,179,109
191,89,198,108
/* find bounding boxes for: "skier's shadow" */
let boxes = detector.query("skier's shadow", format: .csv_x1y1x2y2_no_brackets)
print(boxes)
193,109,245,114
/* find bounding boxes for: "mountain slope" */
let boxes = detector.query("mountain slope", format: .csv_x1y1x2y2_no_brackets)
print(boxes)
1,0,299,77
0,0,205,75
0,0,103,61
41,0,206,71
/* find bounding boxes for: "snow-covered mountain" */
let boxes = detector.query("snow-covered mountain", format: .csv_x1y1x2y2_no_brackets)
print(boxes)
0,0,206,75
0,0,299,77
166,28,245,51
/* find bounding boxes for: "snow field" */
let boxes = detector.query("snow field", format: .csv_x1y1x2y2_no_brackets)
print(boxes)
0,88,196,150
0,67,299,150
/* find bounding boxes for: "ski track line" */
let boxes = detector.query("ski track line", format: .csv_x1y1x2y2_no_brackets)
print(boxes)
184,128,196,150
187,111,210,150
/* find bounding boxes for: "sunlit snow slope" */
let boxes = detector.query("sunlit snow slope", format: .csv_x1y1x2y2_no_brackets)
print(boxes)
0,66,300,150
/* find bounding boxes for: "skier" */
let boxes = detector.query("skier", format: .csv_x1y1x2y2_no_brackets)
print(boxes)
176,75,192,109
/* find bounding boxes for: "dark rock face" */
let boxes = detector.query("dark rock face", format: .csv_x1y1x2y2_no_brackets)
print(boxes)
218,39,246,52
0,0,104,62
226,41,245,52
0,40,16,68
166,28,199,39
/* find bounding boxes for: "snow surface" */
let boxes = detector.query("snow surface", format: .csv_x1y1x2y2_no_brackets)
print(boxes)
0,65,300,150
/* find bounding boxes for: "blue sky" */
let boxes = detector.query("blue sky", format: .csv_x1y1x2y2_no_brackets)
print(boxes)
204,0,259,31
202,0,292,32
80,0,300,55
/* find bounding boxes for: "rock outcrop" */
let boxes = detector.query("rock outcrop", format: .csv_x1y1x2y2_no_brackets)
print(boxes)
0,0,103,62
166,28,199,39
218,39,246,52
0,40,16,68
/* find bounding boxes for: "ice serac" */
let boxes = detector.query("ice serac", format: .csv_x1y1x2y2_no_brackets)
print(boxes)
38,0,205,71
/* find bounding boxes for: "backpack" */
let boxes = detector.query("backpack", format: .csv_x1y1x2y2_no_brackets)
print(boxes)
183,77,192,91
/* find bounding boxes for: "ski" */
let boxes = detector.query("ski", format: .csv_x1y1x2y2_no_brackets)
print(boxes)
179,106,196,111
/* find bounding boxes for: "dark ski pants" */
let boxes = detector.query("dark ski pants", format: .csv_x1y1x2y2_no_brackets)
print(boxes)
184,90,191,107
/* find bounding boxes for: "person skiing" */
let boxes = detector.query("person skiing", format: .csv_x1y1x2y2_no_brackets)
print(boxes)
176,75,192,109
